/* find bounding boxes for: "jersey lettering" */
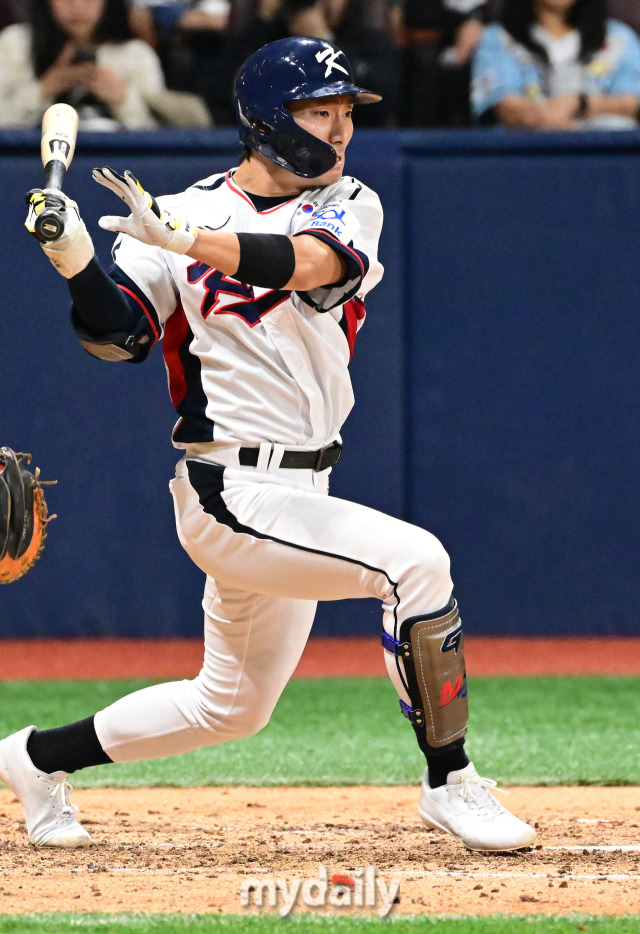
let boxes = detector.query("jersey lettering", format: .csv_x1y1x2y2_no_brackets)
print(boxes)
187,263,290,328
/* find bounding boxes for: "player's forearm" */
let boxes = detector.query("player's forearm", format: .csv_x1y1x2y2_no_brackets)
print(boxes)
185,230,240,276
187,230,345,291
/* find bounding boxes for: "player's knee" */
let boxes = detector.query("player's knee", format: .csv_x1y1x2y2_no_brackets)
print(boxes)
190,681,273,741
403,533,452,608
227,706,272,739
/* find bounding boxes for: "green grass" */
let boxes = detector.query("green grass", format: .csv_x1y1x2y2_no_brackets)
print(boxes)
0,677,637,788
0,915,637,933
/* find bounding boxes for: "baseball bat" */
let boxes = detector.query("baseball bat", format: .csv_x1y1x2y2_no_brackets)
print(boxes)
33,103,79,242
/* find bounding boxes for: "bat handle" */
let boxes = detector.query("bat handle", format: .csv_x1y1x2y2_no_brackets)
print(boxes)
44,159,66,192
33,159,68,242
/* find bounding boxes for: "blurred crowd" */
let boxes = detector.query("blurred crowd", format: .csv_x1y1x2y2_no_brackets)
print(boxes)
0,0,639,131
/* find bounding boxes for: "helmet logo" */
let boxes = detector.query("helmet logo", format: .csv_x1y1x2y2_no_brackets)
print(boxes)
315,47,349,79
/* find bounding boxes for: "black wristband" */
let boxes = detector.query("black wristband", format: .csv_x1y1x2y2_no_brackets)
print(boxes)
235,233,296,290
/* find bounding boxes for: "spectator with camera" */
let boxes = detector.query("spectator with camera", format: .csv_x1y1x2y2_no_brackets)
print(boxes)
472,0,640,128
0,0,169,128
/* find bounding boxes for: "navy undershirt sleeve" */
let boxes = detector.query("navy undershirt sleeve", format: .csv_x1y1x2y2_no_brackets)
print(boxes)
68,257,142,338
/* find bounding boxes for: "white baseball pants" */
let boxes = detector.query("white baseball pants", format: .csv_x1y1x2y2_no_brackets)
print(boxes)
94,450,453,762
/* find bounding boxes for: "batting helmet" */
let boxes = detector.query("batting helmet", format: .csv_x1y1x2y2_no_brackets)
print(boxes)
234,36,381,179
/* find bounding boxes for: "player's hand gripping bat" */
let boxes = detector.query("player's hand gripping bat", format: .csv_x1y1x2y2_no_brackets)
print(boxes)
29,103,79,242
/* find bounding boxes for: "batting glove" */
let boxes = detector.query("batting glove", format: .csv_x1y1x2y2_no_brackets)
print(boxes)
93,167,198,255
25,189,95,279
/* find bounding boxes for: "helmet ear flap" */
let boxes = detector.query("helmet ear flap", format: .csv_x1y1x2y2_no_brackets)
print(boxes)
246,115,273,146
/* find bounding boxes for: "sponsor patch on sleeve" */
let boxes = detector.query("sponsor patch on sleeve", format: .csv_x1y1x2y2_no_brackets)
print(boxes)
305,202,359,243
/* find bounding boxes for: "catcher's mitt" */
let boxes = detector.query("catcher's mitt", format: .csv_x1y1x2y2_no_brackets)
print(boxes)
0,448,56,584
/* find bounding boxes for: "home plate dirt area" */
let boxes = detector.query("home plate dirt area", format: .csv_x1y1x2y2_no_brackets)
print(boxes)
0,785,638,916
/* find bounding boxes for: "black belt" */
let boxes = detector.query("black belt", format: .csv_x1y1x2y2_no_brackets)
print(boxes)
238,441,342,472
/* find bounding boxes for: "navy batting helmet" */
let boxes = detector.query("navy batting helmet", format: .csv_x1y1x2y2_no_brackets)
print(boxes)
234,36,381,179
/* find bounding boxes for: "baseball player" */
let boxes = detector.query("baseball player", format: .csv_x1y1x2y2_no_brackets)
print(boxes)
0,37,535,853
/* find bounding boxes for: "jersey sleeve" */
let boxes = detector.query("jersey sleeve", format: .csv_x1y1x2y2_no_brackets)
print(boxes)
108,220,181,337
290,180,384,312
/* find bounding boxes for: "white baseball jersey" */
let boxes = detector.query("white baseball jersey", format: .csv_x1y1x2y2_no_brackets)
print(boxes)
109,169,384,452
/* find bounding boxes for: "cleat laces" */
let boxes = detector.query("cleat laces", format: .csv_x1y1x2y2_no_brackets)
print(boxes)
39,774,78,819
456,772,509,820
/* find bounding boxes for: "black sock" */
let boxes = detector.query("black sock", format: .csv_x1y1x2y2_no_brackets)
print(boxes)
426,743,470,788
26,716,113,774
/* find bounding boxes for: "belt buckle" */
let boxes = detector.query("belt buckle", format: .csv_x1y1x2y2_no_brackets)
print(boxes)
314,442,342,472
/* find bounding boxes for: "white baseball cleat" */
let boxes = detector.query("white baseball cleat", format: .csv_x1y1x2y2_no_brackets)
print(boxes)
418,761,536,852
0,726,92,847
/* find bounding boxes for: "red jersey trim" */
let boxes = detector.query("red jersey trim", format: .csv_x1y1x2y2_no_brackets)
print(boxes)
117,284,160,343
162,300,189,407
224,171,297,214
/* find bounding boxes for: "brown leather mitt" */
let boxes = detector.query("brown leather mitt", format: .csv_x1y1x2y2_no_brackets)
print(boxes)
0,448,55,584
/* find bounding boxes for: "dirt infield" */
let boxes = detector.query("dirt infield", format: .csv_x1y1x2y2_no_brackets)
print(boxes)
2,639,637,918
0,786,638,917
4,636,640,679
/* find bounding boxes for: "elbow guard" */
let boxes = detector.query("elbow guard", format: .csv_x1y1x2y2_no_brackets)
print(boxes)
76,317,154,363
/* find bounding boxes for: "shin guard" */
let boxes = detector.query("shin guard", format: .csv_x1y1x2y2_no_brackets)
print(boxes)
382,599,468,751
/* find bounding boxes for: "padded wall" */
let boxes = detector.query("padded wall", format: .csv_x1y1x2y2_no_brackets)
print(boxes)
1,128,638,636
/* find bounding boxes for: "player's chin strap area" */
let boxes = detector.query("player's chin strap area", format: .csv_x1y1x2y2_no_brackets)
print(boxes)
382,598,468,751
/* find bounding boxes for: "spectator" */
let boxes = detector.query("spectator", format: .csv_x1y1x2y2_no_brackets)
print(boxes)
399,0,489,126
328,0,401,126
129,1,234,123
0,0,169,128
480,0,640,35
235,0,332,55
174,1,238,124
130,0,230,44
472,0,640,129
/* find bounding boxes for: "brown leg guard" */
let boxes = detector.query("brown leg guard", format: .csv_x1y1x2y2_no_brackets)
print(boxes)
382,598,468,756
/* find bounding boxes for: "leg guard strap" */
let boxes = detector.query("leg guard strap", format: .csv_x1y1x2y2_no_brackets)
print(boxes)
399,699,425,728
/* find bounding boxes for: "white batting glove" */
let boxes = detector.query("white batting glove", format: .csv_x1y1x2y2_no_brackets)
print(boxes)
93,167,198,255
25,188,95,279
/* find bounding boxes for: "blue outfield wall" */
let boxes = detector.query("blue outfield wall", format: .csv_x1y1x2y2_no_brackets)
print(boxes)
0,127,638,638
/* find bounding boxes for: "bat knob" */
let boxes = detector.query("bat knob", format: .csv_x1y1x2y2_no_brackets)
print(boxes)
33,208,65,242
